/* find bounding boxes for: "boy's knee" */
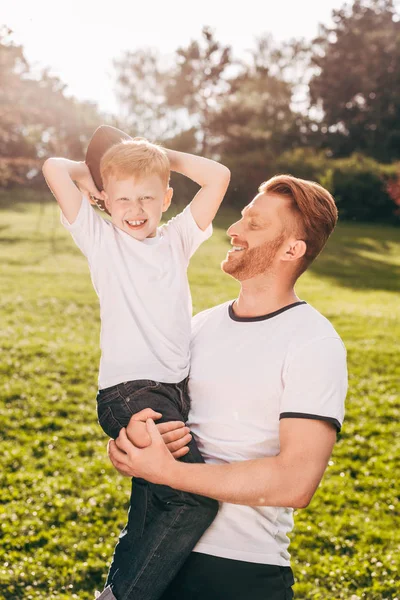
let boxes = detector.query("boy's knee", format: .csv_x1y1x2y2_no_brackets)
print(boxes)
126,418,151,448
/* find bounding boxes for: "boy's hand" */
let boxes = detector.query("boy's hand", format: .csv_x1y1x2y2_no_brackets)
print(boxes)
74,162,103,202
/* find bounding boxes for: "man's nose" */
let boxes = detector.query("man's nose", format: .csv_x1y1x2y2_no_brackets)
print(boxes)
227,221,240,238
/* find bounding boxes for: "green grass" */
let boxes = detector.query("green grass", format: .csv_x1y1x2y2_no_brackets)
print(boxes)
0,194,399,599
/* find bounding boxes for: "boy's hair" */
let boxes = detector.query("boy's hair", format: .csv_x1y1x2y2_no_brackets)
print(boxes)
259,174,338,275
100,138,170,188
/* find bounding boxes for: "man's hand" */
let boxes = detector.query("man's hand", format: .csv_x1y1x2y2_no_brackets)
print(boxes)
108,408,192,477
108,419,178,483
128,407,192,459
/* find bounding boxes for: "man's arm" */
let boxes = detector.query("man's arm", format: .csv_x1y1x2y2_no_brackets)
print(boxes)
42,158,102,223
109,417,337,509
165,149,230,231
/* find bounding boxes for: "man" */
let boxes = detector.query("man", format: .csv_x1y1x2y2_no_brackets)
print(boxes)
108,174,348,600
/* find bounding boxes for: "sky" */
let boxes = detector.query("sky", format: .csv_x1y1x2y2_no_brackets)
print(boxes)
3,0,347,116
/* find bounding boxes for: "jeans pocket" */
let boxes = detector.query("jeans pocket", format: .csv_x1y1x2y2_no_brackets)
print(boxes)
97,406,123,439
122,380,161,400
96,385,121,406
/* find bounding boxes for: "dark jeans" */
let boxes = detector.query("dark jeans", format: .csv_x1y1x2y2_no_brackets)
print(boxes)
160,552,295,600
96,378,219,600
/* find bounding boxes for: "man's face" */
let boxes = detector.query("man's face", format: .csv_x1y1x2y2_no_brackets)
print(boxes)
103,174,172,240
222,192,293,281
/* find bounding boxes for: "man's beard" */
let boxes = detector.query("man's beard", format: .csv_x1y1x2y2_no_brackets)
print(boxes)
221,234,285,281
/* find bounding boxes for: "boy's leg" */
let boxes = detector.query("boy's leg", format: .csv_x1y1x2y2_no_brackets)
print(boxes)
103,380,218,600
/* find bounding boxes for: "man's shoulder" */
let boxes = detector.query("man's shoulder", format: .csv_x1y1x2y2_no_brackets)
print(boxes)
288,302,345,350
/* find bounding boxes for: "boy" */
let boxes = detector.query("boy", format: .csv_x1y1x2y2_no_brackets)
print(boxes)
42,126,230,600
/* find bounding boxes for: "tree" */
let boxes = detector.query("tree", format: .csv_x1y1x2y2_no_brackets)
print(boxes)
309,0,400,162
210,35,307,158
113,49,178,141
165,26,231,154
0,26,102,187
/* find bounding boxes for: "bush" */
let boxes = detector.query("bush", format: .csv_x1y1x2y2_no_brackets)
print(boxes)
224,147,399,224
331,154,399,223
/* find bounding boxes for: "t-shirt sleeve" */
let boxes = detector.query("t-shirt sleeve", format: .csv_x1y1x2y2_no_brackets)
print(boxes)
162,204,212,262
60,195,106,261
280,337,348,432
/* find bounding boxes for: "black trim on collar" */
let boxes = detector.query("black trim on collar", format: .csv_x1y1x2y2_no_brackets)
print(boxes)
228,301,306,323
280,412,341,433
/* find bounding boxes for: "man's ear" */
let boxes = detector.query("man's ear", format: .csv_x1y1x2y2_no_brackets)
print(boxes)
162,187,173,213
282,239,307,262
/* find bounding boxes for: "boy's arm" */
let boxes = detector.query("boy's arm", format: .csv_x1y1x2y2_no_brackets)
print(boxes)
42,158,102,223
165,149,230,231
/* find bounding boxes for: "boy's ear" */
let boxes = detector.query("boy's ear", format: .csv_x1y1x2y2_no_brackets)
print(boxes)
162,187,173,213
102,191,111,212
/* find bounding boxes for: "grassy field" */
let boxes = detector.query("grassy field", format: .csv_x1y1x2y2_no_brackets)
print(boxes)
1,193,399,599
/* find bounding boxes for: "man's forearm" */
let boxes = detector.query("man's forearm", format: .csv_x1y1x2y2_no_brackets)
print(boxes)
168,455,311,509
165,149,230,188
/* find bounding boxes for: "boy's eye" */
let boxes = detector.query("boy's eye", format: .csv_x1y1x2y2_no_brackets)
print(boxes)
141,196,154,202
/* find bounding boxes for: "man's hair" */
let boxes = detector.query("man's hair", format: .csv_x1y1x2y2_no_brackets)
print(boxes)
100,138,170,188
259,174,338,275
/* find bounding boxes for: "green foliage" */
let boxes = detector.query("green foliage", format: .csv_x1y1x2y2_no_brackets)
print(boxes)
166,26,231,155
224,147,400,223
0,26,102,187
0,197,399,599
331,154,398,222
309,0,400,162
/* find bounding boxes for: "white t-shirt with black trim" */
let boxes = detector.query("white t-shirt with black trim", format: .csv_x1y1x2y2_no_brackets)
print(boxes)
188,300,347,566
61,196,212,388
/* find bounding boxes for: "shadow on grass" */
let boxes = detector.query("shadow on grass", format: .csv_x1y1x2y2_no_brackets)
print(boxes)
0,188,50,208
310,224,400,292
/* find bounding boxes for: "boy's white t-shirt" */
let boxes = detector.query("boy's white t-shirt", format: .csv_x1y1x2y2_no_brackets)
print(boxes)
187,300,348,566
61,196,212,389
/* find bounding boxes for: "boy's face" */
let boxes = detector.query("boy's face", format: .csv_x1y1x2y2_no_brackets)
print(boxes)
102,174,173,240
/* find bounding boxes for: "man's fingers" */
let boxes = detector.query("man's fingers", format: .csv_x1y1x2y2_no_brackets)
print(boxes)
107,440,132,476
115,427,140,455
146,418,163,442
171,446,190,459
166,433,192,453
157,421,186,435
131,408,162,423
160,425,190,445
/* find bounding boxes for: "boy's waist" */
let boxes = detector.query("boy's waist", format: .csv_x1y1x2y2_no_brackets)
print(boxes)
98,364,190,390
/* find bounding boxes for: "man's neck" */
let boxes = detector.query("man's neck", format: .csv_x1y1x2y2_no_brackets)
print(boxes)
233,275,299,319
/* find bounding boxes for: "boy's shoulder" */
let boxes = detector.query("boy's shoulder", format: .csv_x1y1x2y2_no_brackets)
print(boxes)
159,205,191,236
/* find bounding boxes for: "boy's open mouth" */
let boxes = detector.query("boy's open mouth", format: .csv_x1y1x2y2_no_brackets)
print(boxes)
125,219,148,230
